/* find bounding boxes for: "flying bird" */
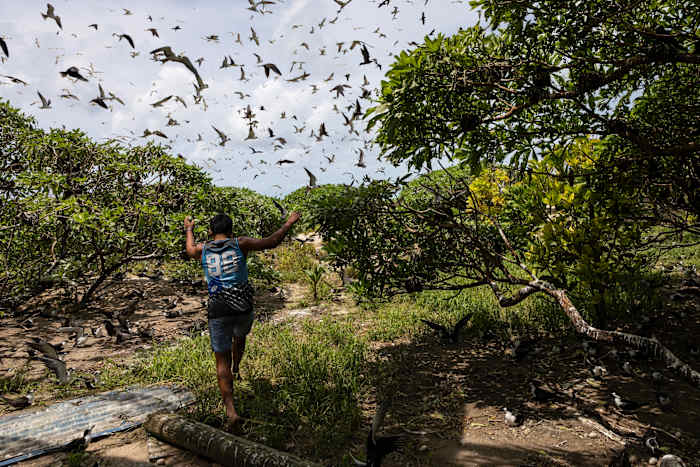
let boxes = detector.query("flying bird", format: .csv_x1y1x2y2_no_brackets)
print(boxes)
356,149,367,168
146,28,159,37
37,91,51,109
360,44,372,65
304,167,317,187
249,27,259,45
0,37,8,58
114,33,135,49
88,24,98,30
276,159,294,165
2,75,27,85
330,84,351,98
245,125,257,140
212,125,230,146
150,95,173,107
41,4,62,30
351,400,405,466
60,66,88,81
261,63,281,78
420,314,470,343
150,46,207,90
36,355,70,384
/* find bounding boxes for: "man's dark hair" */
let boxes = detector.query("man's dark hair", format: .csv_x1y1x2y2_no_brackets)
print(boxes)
210,213,233,235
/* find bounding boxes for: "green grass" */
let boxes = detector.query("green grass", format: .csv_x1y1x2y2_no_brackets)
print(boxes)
274,242,317,282
0,365,31,394
102,317,367,459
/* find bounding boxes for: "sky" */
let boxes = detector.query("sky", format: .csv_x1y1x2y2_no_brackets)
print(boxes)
0,0,478,197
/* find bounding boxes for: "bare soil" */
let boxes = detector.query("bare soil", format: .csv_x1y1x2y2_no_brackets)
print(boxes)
2,271,699,466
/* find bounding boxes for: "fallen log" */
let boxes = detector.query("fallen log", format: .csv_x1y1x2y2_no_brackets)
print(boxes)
144,412,320,467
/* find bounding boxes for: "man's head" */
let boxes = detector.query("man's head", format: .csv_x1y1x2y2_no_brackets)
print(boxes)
210,213,233,236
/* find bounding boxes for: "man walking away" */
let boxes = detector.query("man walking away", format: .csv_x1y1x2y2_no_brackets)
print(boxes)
184,211,300,425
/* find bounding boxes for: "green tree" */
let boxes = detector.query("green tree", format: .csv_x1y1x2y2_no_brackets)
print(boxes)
319,0,699,385
0,101,280,309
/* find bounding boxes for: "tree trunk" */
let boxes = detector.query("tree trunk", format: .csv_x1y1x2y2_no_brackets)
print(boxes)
144,412,321,467
530,280,700,388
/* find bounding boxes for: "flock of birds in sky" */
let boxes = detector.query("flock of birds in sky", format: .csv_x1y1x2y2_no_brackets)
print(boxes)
0,0,460,193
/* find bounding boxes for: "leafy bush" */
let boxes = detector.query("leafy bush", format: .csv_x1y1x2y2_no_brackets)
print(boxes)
274,242,317,282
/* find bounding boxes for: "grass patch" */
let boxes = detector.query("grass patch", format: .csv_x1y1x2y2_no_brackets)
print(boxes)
103,318,367,460
274,242,317,282
0,365,31,394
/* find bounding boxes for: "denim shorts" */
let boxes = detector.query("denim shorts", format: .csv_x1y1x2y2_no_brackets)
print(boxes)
208,312,254,353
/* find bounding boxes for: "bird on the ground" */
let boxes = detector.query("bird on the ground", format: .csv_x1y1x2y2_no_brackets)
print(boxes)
37,91,51,109
0,37,8,58
529,381,557,402
114,33,135,49
36,355,70,384
304,167,317,187
510,336,537,360
165,309,181,319
611,392,645,411
41,4,62,30
212,125,229,146
150,46,206,89
622,361,635,375
656,392,672,410
420,314,470,343
503,407,523,427
60,66,88,81
658,454,686,467
1,392,34,409
62,426,94,452
146,28,159,37
351,400,405,466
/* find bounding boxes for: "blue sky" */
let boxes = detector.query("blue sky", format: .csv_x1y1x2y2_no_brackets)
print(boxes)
0,0,477,196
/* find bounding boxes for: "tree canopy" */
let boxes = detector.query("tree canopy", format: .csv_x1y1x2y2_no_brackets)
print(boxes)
315,0,700,385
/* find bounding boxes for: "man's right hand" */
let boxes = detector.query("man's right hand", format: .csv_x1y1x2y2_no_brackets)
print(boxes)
286,212,301,225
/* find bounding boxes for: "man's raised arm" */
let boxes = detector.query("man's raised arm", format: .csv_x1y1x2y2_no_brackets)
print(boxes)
238,212,300,253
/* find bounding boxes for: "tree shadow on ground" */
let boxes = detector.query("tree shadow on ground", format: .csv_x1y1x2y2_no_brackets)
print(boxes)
361,319,700,466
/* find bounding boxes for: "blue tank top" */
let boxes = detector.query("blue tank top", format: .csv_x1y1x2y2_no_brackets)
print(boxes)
201,238,248,296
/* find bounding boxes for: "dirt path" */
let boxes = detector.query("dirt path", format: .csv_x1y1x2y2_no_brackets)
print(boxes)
2,272,699,466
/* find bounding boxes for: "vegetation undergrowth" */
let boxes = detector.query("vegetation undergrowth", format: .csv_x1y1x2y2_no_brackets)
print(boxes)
101,318,367,459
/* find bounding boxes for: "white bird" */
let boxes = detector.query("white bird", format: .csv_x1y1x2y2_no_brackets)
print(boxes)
503,407,522,426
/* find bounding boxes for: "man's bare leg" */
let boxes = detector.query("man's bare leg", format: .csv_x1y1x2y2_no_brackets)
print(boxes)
231,335,247,377
214,351,239,423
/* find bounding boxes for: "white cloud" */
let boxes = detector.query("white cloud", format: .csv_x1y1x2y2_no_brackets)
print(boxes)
0,0,478,195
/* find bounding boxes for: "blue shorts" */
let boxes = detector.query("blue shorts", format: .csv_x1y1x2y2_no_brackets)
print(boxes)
208,312,254,353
